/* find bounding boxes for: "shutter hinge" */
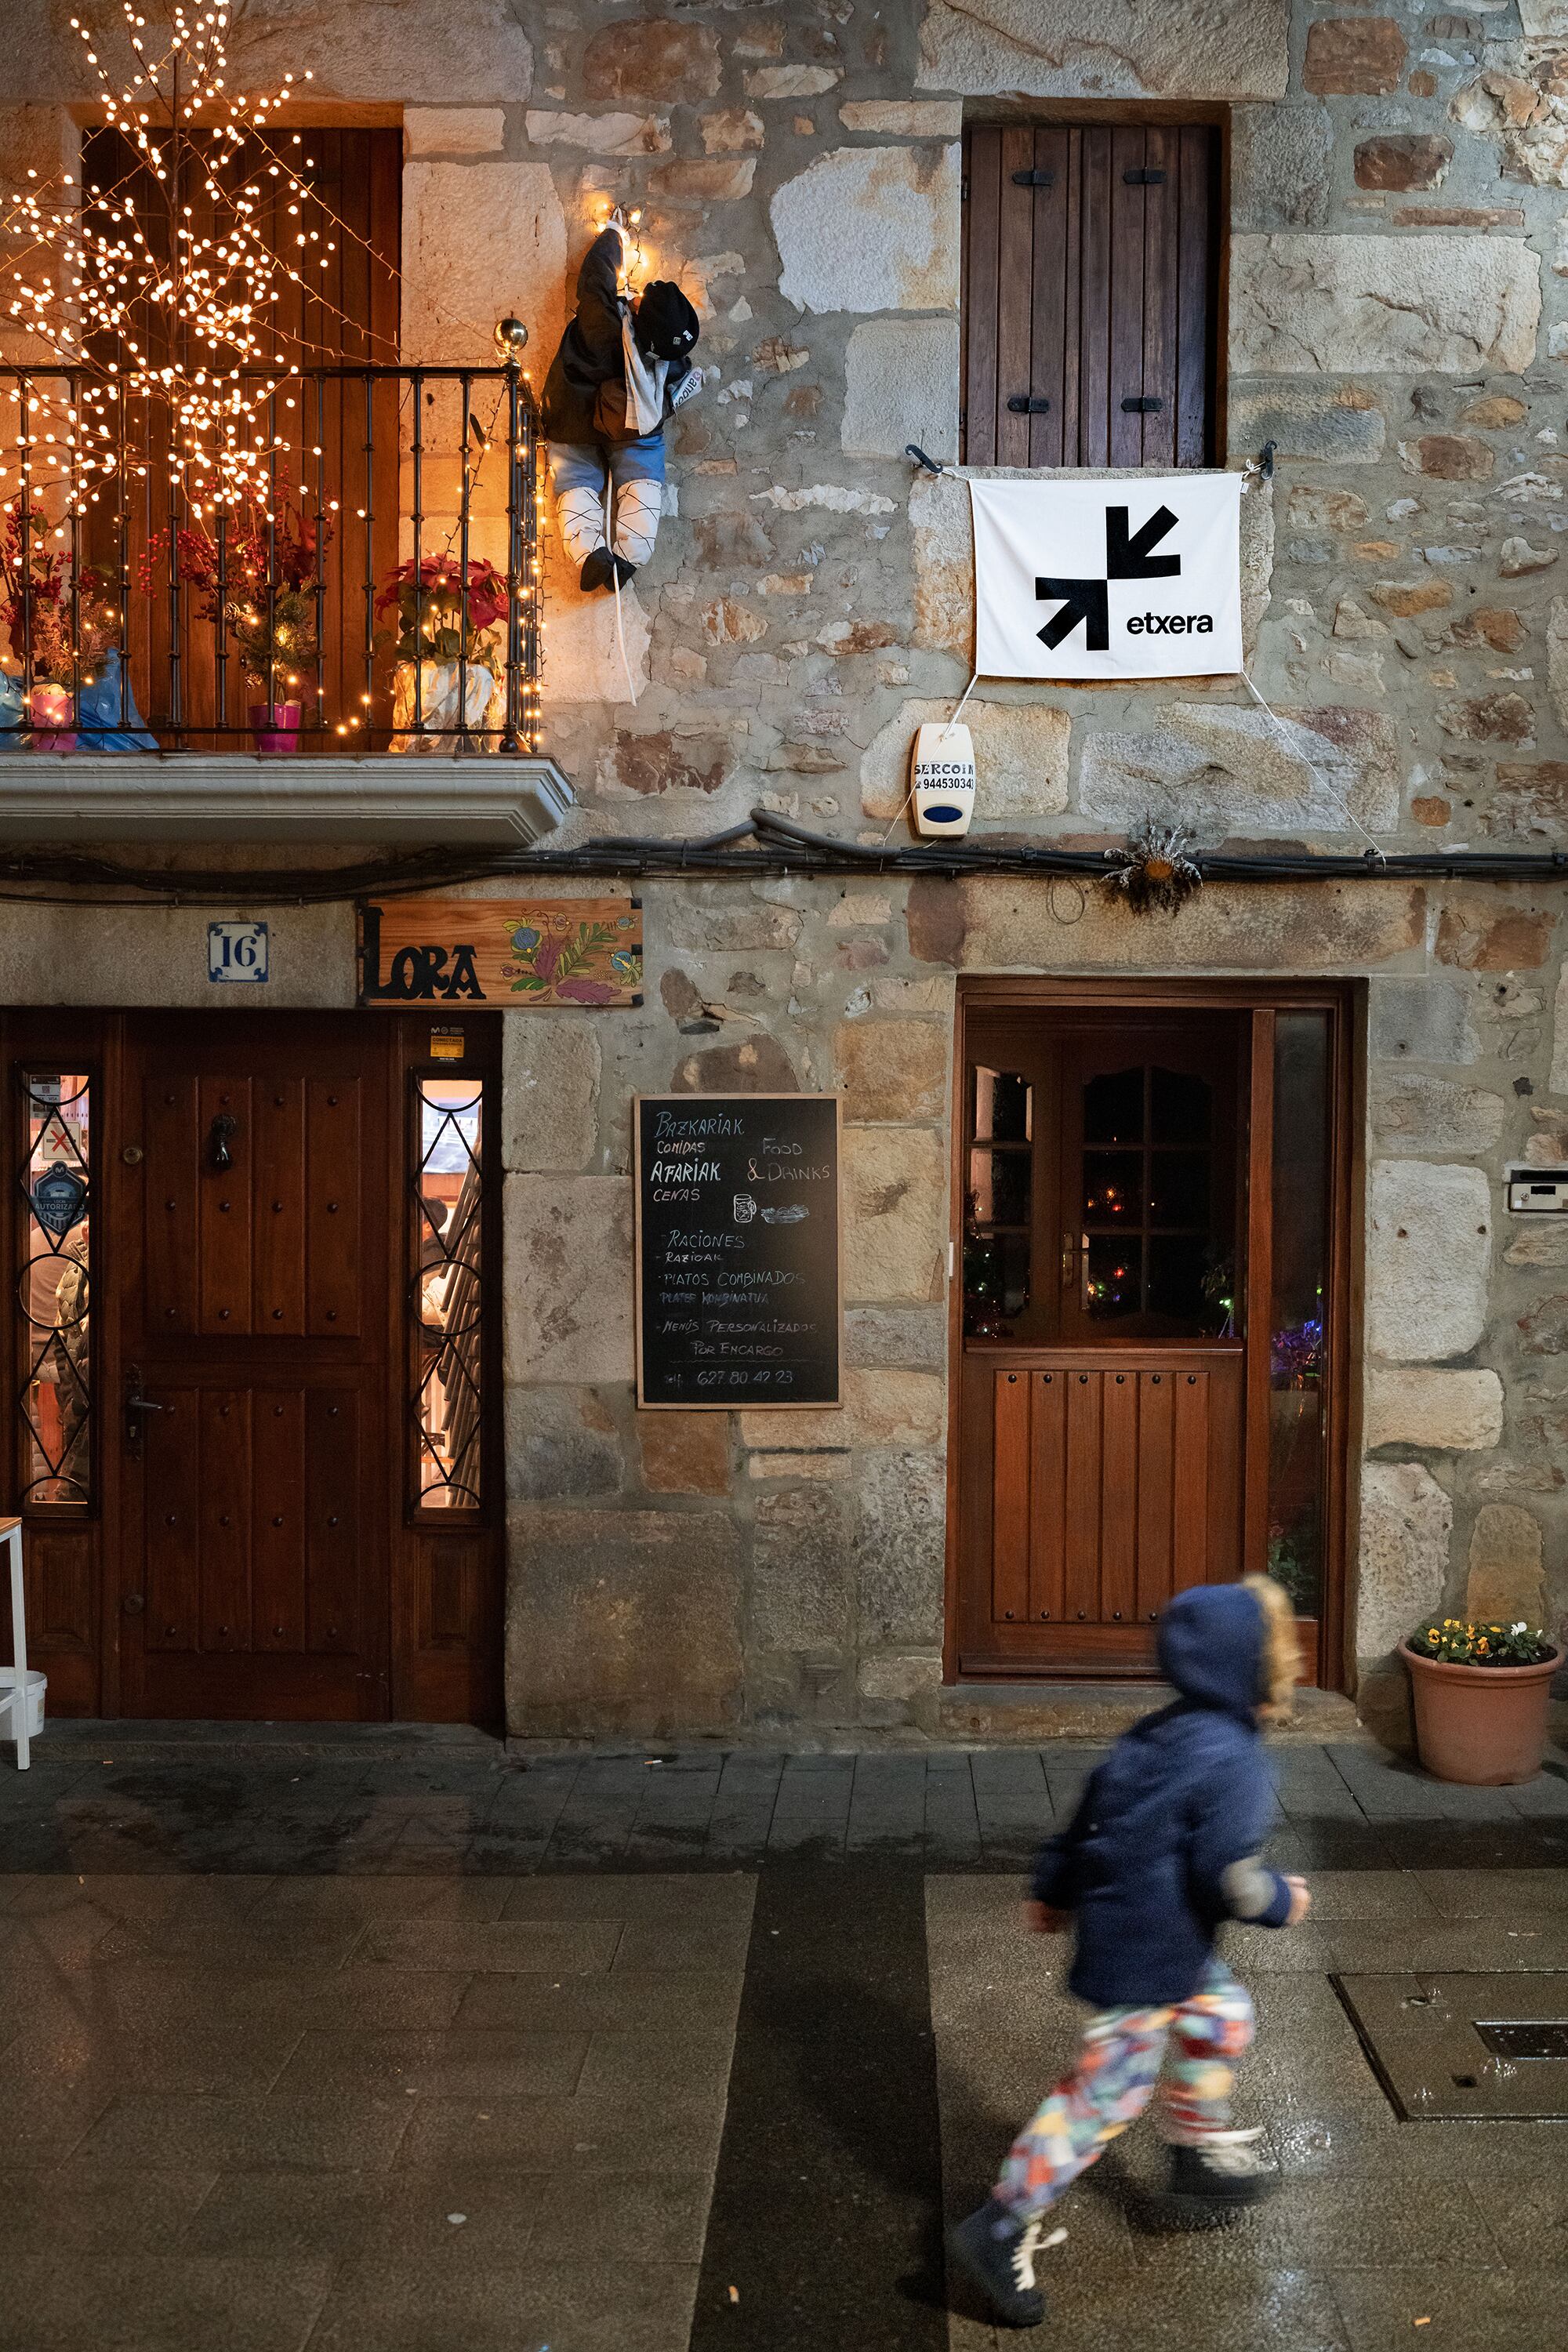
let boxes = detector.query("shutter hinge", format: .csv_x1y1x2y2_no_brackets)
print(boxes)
961,176,970,201
1123,167,1166,185
1011,168,1055,188
1007,395,1052,414
1121,396,1164,413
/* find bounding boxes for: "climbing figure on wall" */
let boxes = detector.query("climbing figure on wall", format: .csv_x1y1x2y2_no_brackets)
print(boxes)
543,207,701,593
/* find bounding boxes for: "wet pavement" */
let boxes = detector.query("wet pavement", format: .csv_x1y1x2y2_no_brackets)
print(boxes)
0,1724,1565,2349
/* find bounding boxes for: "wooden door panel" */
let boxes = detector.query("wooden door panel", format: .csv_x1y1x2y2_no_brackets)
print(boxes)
307,1080,360,1337
143,1385,201,1650
254,1084,307,1334
960,1352,1243,1675
200,1390,252,1653
200,1076,254,1334
307,1387,361,1654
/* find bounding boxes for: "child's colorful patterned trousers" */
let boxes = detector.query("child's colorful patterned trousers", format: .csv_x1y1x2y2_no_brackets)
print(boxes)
995,1959,1255,2220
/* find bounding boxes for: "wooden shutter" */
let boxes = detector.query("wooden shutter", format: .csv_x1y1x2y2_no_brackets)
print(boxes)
962,122,1218,470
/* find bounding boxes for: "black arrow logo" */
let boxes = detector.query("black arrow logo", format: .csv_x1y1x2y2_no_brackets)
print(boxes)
1035,575,1109,652
1106,503,1180,580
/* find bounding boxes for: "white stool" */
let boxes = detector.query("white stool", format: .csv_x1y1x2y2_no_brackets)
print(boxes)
0,1516,27,1769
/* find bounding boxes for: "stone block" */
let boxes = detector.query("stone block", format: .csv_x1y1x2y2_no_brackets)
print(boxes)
1438,695,1534,747
1369,979,1477,1066
1520,1294,1568,1355
1078,702,1400,836
858,1654,942,1704
1354,135,1451,191
597,731,730,798
1465,1504,1546,1627
1228,389,1385,464
1364,1369,1504,1453
1305,16,1406,93
910,876,1424,976
1401,435,1494,482
1507,1223,1568,1269
1548,599,1568,733
844,1304,948,1372
860,696,1069,826
502,1018,601,1174
405,108,506,155
1454,60,1568,188
582,17,720,102
1231,103,1332,229
504,1175,633,1385
523,110,671,156
740,1369,946,1452
1435,901,1552,969
506,1508,741,1737
1367,1160,1491,1363
855,1450,947,1648
0,105,77,186
651,158,757,202
1229,238,1540,376
402,162,565,365
1356,1462,1452,1661
670,1035,802,1094
506,1386,622,1501
842,1127,947,1301
745,65,840,98
1501,536,1559,577
541,574,651,706
746,1450,851,1483
637,1410,731,1497
664,901,802,953
842,317,960,461
840,101,963,136
701,108,764,154
915,0,1287,98
772,145,960,314
226,0,533,100
834,1021,948,1123
1554,960,1568,1095
750,1486,853,1650
1370,1073,1504,1156
1368,580,1451,618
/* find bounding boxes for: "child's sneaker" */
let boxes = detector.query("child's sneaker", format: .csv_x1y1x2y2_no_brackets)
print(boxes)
1165,2127,1279,2210
946,2198,1062,2328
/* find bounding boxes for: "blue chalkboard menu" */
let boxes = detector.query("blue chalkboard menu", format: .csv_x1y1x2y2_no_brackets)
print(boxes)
634,1094,841,1409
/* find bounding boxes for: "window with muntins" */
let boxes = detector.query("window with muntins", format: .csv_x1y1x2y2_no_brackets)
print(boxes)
961,122,1221,470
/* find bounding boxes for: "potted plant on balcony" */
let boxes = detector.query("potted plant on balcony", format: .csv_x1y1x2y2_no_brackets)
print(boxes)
169,479,332,753
376,554,509,753
1404,1616,1561,1786
0,514,152,751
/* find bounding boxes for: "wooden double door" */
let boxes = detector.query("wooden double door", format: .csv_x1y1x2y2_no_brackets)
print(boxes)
1,1010,504,1722
952,987,1354,1686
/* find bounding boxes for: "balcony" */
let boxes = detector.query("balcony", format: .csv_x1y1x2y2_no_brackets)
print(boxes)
0,363,571,844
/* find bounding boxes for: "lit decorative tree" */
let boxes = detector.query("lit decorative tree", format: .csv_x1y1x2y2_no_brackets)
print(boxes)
0,2,350,524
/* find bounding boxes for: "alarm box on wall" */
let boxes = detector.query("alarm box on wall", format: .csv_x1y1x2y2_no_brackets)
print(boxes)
909,720,975,837
1508,1167,1568,1214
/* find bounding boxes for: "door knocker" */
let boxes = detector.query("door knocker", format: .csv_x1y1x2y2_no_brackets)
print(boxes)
209,1112,238,1170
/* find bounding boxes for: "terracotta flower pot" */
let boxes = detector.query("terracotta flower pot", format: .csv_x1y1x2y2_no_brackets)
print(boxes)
1405,1642,1561,1786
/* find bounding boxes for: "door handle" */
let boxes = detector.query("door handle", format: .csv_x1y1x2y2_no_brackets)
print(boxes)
124,1365,164,1448
1007,395,1051,414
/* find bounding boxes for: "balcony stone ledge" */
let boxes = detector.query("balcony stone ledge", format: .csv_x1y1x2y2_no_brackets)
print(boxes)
0,753,575,843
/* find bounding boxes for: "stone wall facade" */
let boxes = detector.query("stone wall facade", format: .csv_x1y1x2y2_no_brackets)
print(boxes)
7,0,1568,1740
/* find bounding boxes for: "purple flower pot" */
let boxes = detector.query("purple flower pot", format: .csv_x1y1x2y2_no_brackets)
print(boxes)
248,699,303,755
28,685,77,753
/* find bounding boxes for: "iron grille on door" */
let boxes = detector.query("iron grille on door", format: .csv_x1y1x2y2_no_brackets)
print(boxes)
961,122,1220,469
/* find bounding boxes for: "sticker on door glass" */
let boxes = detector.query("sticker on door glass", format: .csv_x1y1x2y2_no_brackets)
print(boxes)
208,920,269,982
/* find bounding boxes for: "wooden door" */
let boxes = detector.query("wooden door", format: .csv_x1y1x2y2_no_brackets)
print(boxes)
956,1008,1247,1676
114,1014,394,1717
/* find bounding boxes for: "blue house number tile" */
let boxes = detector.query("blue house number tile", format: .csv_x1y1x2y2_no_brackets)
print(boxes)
209,921,270,983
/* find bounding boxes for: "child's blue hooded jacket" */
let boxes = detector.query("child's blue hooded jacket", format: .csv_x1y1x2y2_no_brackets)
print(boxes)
1032,1584,1294,2008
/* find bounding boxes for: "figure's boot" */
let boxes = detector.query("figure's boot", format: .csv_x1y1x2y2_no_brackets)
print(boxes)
946,2197,1062,2328
579,546,616,593
1165,2128,1279,2213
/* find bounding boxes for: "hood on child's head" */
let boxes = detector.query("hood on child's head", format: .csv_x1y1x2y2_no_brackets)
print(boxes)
1156,1583,1266,1722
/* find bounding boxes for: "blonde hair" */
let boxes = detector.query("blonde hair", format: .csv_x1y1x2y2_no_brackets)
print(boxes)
1243,1572,1299,1726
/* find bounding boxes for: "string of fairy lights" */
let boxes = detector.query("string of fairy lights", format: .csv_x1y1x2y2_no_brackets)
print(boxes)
0,1,544,753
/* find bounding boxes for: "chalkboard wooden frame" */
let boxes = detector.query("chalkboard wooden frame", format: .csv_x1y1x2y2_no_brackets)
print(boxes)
633,1093,844,1411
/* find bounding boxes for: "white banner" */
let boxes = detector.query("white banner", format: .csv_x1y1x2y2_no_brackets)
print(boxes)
969,473,1243,682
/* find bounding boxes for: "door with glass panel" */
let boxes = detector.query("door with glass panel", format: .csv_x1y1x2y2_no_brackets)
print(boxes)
953,989,1352,1686
0,1010,503,1721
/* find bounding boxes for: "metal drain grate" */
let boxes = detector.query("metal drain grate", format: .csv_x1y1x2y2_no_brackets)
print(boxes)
1336,1973,1568,2119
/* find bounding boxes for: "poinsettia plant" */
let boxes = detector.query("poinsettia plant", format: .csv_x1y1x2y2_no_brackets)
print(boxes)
1409,1617,1555,1668
144,476,332,697
376,554,510,674
0,510,122,686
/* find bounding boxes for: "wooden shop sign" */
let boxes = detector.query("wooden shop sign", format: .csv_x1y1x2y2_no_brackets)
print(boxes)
358,896,642,1008
634,1092,842,1410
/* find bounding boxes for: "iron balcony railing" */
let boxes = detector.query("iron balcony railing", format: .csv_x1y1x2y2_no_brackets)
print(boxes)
0,364,541,755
